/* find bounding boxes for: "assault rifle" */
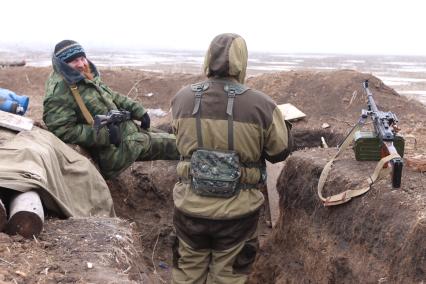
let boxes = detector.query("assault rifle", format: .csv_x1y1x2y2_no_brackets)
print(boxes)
94,110,131,134
357,80,404,188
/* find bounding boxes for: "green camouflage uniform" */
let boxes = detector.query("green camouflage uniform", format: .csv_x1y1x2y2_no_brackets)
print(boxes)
43,56,179,179
171,33,292,283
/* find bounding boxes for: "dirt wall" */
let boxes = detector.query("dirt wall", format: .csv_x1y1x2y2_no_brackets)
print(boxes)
0,217,153,283
1,67,425,283
250,149,426,283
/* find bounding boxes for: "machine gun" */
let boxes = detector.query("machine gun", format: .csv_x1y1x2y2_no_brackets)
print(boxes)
318,80,405,206
353,80,404,188
93,110,131,134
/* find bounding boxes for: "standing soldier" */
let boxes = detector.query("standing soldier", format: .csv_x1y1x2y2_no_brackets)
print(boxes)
43,40,179,179
171,33,292,283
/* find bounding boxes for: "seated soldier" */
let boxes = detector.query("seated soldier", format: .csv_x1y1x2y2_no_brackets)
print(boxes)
43,40,179,179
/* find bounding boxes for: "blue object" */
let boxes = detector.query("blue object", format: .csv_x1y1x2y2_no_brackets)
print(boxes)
0,88,29,115
158,261,169,269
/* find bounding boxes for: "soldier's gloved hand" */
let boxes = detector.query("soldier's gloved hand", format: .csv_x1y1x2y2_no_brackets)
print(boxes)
108,124,121,147
140,112,150,130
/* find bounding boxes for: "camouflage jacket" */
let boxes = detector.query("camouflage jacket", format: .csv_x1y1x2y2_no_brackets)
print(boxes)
43,56,149,179
171,34,292,220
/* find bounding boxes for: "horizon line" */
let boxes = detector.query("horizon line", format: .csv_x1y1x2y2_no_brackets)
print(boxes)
1,42,426,58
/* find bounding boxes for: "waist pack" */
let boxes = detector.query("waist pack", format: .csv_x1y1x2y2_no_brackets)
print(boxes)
190,149,241,198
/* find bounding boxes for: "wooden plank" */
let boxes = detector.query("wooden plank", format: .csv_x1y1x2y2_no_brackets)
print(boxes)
266,160,285,227
277,103,306,121
0,110,33,132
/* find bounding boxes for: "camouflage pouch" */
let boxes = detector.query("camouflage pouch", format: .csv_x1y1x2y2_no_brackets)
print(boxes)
190,149,241,198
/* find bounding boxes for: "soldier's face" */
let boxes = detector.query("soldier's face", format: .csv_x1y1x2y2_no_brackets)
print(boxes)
67,56,89,72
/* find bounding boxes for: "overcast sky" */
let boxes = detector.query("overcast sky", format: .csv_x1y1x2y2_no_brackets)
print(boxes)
1,0,426,55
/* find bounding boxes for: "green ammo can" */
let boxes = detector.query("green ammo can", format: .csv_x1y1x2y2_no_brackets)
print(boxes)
353,131,405,161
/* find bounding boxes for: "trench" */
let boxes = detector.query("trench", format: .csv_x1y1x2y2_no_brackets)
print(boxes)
292,128,344,150
1,63,425,283
107,127,346,283
247,129,425,283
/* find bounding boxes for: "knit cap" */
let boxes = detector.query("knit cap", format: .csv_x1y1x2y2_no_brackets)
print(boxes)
54,40,86,63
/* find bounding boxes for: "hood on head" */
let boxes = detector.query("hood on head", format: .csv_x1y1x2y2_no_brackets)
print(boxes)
203,33,248,84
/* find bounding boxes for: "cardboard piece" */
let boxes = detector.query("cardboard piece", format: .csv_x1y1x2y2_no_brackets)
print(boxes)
278,103,306,121
0,110,33,132
266,160,285,227
265,103,304,226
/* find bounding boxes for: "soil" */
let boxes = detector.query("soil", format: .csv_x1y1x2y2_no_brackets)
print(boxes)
0,66,425,283
249,149,425,283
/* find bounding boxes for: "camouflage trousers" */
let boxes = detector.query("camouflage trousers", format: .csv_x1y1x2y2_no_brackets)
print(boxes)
138,131,180,161
97,130,179,179
172,209,259,284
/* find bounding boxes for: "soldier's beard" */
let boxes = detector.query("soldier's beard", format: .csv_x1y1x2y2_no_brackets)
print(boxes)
82,64,93,80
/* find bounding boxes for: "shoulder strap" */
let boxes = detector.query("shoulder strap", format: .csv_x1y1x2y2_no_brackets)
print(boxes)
225,86,236,150
191,81,249,151
191,82,209,148
69,84,94,125
224,83,249,151
317,120,401,206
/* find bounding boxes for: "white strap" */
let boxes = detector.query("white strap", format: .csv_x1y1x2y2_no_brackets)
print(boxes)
317,124,401,206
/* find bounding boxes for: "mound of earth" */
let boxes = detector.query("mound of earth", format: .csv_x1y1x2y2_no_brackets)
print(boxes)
249,149,425,283
0,217,152,283
0,66,425,283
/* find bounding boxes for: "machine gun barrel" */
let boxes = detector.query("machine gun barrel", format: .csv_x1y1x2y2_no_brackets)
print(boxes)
363,80,379,113
363,80,398,141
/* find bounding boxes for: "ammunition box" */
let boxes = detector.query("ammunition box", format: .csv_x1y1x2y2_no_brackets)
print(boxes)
353,131,405,161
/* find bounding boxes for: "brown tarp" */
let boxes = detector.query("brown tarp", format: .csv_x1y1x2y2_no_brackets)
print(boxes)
0,127,115,217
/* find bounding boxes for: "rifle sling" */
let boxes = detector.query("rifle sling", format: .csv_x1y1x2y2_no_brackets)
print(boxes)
317,122,401,206
69,84,94,126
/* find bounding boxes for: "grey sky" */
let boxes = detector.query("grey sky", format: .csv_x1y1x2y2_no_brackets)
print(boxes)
2,0,426,55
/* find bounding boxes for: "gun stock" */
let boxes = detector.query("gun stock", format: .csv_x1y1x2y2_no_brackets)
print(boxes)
391,157,403,188
382,141,403,188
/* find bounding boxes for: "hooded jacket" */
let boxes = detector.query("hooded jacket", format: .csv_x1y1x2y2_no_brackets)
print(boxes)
171,33,291,219
43,56,150,179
